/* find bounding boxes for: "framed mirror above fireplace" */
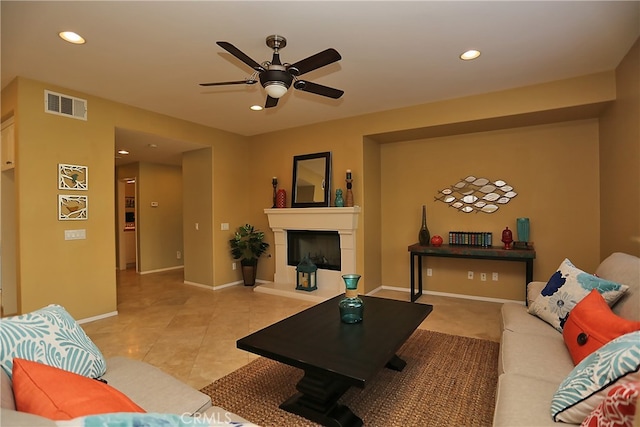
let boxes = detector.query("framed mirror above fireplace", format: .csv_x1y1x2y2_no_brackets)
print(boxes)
292,151,331,208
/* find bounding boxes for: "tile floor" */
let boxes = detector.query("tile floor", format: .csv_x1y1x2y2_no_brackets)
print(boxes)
82,268,502,390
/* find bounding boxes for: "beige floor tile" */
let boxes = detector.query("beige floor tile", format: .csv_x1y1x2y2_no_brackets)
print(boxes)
83,268,502,389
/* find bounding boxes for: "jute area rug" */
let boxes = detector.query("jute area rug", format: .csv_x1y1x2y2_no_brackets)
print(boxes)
200,330,499,427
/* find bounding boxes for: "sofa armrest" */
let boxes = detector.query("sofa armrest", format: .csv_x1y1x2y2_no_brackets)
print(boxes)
527,281,546,306
101,356,211,415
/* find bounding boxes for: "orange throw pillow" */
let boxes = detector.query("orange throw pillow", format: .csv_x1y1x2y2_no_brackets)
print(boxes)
12,358,145,420
563,289,640,365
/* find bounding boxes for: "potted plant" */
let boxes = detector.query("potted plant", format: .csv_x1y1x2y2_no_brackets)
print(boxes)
229,224,270,286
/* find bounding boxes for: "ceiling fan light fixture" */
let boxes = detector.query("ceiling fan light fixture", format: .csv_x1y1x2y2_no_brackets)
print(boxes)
263,82,289,99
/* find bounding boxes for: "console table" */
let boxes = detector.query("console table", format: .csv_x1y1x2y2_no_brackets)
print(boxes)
408,244,536,303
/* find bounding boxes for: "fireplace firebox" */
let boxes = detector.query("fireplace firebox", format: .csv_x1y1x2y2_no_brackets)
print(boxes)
287,230,341,271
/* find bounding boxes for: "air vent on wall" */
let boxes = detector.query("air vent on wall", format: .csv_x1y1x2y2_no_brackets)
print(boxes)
44,90,87,120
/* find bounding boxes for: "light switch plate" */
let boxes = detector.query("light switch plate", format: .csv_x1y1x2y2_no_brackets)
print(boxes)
64,229,86,240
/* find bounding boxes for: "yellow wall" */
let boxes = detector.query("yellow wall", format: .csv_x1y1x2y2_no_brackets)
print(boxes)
137,162,183,273
183,148,214,287
1,80,18,315
380,119,600,300
2,77,247,319
2,38,637,317
247,72,618,296
600,39,640,258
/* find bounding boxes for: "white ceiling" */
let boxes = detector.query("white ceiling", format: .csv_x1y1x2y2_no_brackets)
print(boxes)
2,1,639,165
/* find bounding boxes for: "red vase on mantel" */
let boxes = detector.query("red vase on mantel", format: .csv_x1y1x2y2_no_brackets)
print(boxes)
276,189,286,208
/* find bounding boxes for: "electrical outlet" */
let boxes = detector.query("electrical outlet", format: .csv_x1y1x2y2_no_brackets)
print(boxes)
492,272,499,281
232,262,236,270
467,271,474,280
426,268,432,277
480,273,487,281
221,223,229,231
176,251,181,259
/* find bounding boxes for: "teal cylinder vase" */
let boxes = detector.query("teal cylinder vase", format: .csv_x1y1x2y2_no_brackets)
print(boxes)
516,218,530,242
339,274,363,323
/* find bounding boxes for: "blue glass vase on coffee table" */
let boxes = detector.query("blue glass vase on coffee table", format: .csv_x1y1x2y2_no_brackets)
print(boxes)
339,274,363,323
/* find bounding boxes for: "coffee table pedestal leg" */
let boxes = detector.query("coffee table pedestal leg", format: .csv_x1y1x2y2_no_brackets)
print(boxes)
279,371,363,427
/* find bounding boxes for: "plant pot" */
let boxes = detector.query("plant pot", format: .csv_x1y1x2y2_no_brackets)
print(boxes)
241,263,258,286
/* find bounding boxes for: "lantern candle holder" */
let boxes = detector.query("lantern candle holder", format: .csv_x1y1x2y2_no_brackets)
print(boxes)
296,255,318,292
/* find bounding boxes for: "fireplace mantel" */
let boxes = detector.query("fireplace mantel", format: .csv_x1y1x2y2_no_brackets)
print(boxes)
259,207,361,302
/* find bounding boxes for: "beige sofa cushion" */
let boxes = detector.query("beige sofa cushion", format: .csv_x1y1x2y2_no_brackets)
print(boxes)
1,369,15,410
101,356,211,415
0,409,56,426
500,330,574,382
501,302,560,339
493,373,560,427
597,252,640,321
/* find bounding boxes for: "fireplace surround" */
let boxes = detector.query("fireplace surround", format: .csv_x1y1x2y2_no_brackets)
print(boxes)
260,207,361,302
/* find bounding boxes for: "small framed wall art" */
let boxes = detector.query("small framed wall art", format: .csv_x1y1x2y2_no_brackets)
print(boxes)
59,195,88,220
58,163,88,190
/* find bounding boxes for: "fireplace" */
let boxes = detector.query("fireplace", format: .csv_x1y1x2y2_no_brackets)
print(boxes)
260,207,361,302
287,230,341,271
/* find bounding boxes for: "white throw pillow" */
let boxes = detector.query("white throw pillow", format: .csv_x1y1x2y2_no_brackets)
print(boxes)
528,258,628,332
0,304,106,380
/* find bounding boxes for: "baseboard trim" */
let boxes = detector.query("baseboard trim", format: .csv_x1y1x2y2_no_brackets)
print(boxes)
139,266,184,275
183,280,245,290
369,285,523,305
77,311,118,324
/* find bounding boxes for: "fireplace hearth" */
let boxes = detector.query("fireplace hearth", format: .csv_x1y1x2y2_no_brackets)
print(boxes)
261,207,361,302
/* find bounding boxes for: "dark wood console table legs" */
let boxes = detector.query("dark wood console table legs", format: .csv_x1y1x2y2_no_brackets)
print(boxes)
280,354,407,427
409,244,536,303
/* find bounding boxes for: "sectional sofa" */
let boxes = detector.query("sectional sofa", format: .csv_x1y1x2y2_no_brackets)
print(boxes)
494,252,640,426
0,305,254,426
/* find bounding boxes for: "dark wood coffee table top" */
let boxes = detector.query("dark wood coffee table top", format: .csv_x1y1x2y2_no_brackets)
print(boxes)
237,294,433,388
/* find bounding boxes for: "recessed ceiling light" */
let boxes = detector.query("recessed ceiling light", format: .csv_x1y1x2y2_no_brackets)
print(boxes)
59,31,86,45
460,50,481,61
148,143,158,148
117,149,129,155
250,105,263,111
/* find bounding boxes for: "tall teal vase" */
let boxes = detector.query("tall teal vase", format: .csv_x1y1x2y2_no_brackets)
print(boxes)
339,274,363,323
516,218,530,242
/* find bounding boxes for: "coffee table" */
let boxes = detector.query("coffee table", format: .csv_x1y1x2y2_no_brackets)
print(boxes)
236,294,433,427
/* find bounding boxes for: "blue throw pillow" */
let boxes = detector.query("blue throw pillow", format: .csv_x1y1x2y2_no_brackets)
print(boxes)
0,304,106,380
551,331,640,423
528,258,628,332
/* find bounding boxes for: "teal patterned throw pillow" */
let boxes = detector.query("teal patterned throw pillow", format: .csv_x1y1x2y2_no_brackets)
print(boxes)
0,304,106,380
551,331,640,423
528,258,628,332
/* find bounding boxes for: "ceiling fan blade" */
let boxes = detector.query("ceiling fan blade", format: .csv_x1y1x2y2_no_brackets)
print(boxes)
288,48,341,76
265,96,279,109
293,80,344,99
217,41,265,72
199,79,257,87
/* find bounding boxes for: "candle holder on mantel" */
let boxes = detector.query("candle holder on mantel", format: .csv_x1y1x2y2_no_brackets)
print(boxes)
345,170,354,207
272,177,278,208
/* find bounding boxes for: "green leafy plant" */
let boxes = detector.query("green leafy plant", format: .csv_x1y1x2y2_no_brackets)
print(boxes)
229,224,270,266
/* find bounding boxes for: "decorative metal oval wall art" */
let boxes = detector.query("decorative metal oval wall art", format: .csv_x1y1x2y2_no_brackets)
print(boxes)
434,176,517,213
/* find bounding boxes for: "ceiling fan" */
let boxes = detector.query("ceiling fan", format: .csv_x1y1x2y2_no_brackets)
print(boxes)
200,35,344,109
